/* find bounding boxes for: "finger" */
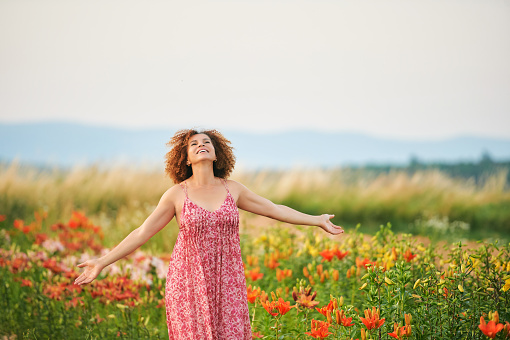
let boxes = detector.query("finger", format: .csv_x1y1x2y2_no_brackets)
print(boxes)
77,262,85,267
75,273,87,285
331,224,344,233
74,275,83,285
76,276,88,285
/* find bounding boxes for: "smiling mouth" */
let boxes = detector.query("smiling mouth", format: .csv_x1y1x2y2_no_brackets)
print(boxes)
197,150,208,154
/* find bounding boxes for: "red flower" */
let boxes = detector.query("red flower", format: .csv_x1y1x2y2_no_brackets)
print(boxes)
21,279,33,287
360,307,385,330
388,322,411,339
262,298,294,317
356,257,377,269
65,297,85,309
315,300,335,317
333,249,349,260
245,267,264,281
13,219,24,230
403,250,417,262
479,316,504,339
276,268,292,282
42,258,63,274
0,215,6,222
335,309,354,327
247,285,261,304
264,252,280,269
319,249,335,262
252,331,263,339
275,298,294,316
43,283,67,300
305,320,332,338
35,233,49,245
261,300,278,317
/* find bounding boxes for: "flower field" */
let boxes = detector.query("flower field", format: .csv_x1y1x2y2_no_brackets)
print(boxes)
1,210,509,339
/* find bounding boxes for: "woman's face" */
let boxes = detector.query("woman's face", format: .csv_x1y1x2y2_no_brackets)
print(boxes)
187,133,217,165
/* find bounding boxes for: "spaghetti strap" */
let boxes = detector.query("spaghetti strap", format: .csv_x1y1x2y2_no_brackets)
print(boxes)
222,178,230,194
180,181,188,198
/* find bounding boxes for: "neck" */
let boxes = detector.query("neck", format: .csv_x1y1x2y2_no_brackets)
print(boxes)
188,163,216,186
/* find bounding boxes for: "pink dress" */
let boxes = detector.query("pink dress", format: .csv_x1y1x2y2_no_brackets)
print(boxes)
165,179,252,340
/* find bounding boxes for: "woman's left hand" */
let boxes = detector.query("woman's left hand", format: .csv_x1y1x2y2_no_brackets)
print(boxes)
317,214,344,235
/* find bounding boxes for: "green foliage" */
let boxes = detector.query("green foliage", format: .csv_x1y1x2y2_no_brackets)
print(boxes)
1,213,510,339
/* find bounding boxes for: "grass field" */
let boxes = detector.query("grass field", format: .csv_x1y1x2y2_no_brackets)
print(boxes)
1,162,509,339
1,162,508,253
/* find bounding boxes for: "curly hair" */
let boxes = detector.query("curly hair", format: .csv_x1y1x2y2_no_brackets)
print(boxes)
164,129,236,183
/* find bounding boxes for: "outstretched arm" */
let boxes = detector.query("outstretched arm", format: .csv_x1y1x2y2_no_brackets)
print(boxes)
74,186,177,285
234,181,344,235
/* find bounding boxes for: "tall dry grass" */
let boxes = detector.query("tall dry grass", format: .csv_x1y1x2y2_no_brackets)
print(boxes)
1,162,509,254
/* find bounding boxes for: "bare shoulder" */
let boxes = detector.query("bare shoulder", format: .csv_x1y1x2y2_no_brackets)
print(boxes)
225,179,249,191
225,179,248,200
160,183,185,205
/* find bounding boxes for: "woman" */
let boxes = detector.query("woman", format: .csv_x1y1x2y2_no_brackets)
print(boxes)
74,128,344,340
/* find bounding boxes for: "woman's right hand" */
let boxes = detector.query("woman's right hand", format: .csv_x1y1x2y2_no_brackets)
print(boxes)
74,258,105,285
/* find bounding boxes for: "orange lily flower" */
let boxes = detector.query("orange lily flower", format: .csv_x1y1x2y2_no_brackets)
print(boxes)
264,252,280,269
21,279,33,287
245,267,264,281
276,268,292,282
388,322,411,339
335,309,354,327
261,300,278,317
333,248,349,260
403,249,417,262
293,286,319,308
356,257,377,269
360,307,385,330
479,316,504,339
319,249,335,262
295,294,319,309
252,331,263,339
275,297,295,316
247,285,261,304
305,319,332,338
315,300,335,317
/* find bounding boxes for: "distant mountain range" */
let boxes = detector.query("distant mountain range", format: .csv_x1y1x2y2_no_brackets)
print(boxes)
1,122,510,169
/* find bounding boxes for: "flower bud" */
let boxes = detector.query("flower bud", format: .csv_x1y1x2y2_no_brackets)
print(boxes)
303,267,310,277
413,279,421,289
335,309,341,324
361,328,367,340
492,311,499,323
384,277,395,285
405,313,412,326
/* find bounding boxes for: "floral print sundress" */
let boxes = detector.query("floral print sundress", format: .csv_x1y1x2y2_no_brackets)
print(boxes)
164,179,252,339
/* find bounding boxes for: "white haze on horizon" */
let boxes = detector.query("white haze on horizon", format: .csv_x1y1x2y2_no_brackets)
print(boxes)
0,0,509,141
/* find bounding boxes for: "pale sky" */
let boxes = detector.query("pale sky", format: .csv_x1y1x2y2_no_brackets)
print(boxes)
1,0,509,141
